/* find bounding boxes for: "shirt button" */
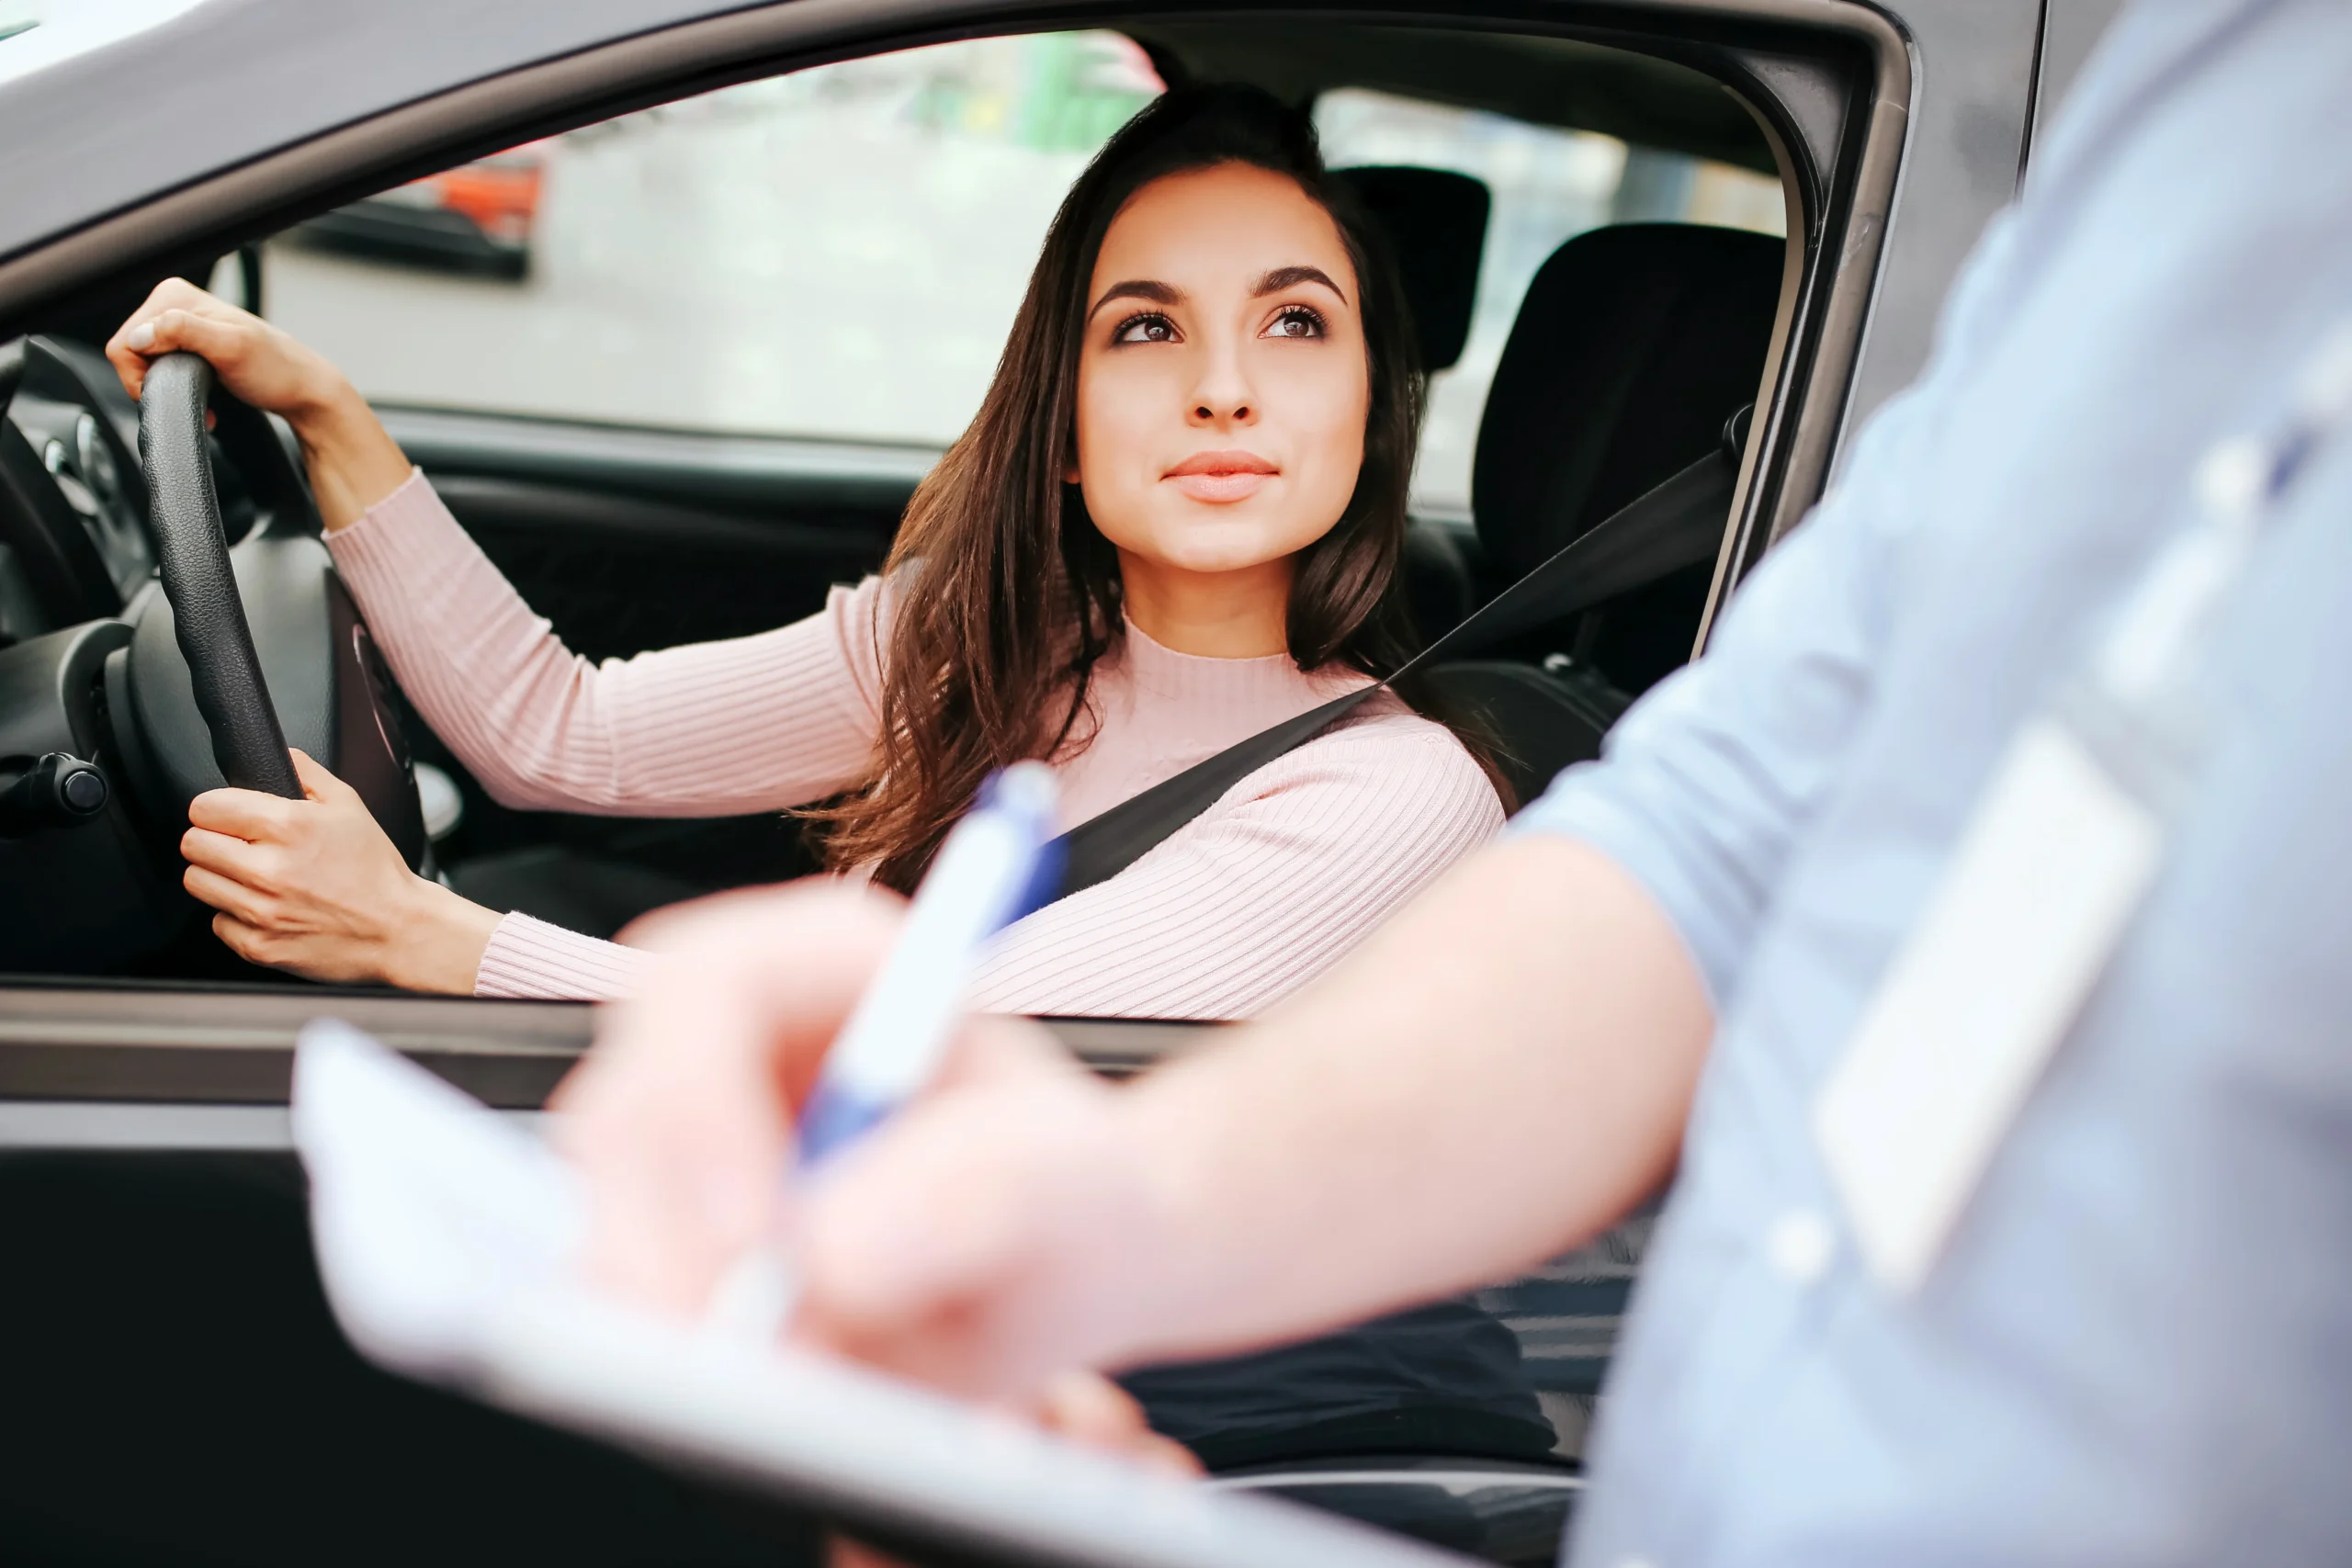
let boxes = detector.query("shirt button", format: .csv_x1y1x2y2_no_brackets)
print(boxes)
1766,1208,1837,1285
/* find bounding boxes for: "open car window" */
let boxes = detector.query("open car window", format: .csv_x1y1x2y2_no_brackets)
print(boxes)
253,33,1164,452
250,35,1785,521
1314,87,1784,515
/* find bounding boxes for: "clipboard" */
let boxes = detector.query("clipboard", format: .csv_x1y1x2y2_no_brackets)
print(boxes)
290,1021,1479,1568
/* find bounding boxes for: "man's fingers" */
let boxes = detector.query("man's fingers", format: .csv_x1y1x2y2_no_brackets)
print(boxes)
1029,1371,1203,1478
1031,1369,1147,1447
562,883,909,1310
934,1013,1081,1094
187,785,298,841
795,1088,1095,1373
605,882,908,1106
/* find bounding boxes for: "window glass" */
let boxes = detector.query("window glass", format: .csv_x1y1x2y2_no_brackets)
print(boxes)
262,44,1783,520
261,33,1161,446
1313,88,1787,515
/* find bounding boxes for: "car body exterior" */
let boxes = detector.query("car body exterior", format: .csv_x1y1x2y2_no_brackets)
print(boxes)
0,2,2127,1563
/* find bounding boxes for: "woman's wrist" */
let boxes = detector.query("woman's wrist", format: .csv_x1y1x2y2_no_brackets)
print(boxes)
280,370,370,451
379,875,503,995
289,378,415,530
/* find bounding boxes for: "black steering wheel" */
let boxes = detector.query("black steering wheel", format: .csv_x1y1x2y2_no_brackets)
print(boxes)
115,350,424,872
135,353,304,798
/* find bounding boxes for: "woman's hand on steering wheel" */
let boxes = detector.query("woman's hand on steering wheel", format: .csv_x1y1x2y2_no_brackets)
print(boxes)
106,278,415,530
179,749,501,991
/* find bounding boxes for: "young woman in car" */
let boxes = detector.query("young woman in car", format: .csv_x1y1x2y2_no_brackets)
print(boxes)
106,86,1507,1018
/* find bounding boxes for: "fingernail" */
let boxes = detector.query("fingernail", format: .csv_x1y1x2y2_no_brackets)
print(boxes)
126,322,154,350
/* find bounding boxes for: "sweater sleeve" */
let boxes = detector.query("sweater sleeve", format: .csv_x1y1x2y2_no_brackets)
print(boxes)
473,912,645,1001
966,714,1505,1021
323,469,888,816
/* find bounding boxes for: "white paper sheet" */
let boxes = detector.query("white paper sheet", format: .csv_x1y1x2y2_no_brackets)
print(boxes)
289,1021,1476,1568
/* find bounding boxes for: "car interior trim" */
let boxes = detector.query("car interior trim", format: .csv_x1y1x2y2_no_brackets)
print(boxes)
0,985,1211,1106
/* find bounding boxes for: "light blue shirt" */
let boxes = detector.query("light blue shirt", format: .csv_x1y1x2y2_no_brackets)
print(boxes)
1515,3,2352,1562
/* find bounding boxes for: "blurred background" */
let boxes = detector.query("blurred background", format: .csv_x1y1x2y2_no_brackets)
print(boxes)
245,31,1784,517
0,0,211,85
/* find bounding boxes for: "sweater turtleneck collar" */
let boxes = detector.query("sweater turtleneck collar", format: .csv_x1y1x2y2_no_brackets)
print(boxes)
1110,614,1373,710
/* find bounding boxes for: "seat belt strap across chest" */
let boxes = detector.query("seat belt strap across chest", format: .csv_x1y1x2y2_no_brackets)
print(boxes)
1045,423,1745,902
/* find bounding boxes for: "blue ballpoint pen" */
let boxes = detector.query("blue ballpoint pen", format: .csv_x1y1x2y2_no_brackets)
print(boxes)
705,761,1062,1334
796,761,1062,1163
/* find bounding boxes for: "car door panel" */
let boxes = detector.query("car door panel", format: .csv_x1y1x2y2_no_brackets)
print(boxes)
359,409,921,916
379,406,923,660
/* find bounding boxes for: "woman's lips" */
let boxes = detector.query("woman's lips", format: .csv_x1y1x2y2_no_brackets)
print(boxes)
1165,448,1278,503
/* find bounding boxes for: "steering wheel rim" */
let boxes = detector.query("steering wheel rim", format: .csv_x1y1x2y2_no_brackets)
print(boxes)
135,352,302,799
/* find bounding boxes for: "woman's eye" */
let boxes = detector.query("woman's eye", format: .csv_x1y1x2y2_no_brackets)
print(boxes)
1266,306,1326,340
1115,313,1178,344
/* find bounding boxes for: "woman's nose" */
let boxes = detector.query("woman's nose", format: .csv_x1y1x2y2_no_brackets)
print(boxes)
1186,344,1257,427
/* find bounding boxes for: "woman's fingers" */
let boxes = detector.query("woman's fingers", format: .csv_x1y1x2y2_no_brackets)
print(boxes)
288,747,358,804
105,277,239,400
183,862,276,929
174,752,491,989
104,276,342,419
211,910,300,969
179,823,270,880
185,754,352,843
187,784,298,842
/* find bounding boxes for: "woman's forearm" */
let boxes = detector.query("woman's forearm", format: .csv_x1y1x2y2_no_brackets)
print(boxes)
286,379,416,533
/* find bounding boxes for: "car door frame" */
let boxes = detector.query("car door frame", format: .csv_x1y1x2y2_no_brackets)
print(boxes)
0,0,2057,1100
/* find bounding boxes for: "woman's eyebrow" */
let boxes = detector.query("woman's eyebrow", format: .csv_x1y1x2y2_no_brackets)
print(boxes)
1254,265,1348,303
1089,278,1183,319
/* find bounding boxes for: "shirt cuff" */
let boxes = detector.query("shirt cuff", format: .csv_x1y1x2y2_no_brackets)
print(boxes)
473,911,644,1001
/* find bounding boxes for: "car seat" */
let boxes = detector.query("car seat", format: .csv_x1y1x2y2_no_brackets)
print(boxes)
1332,164,1491,642
1419,221,1784,807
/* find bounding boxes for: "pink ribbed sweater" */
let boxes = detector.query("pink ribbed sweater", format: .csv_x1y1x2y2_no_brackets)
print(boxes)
325,471,1503,1019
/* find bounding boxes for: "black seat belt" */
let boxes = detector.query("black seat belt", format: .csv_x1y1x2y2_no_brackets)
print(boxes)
1045,410,1748,901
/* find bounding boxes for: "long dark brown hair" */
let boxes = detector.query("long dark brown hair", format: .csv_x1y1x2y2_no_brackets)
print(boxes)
812,85,1446,892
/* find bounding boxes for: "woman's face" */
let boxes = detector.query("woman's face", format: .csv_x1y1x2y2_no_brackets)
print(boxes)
1071,162,1370,584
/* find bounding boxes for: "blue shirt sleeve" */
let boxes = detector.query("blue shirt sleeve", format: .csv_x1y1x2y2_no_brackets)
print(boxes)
1512,216,2026,1003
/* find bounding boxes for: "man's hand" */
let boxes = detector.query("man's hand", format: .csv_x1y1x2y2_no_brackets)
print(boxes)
557,884,1178,1399
180,749,499,991
827,1370,1199,1568
560,835,1713,1408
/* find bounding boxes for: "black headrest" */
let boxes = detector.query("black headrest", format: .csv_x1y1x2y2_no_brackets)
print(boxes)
1331,166,1490,373
1473,223,1784,581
